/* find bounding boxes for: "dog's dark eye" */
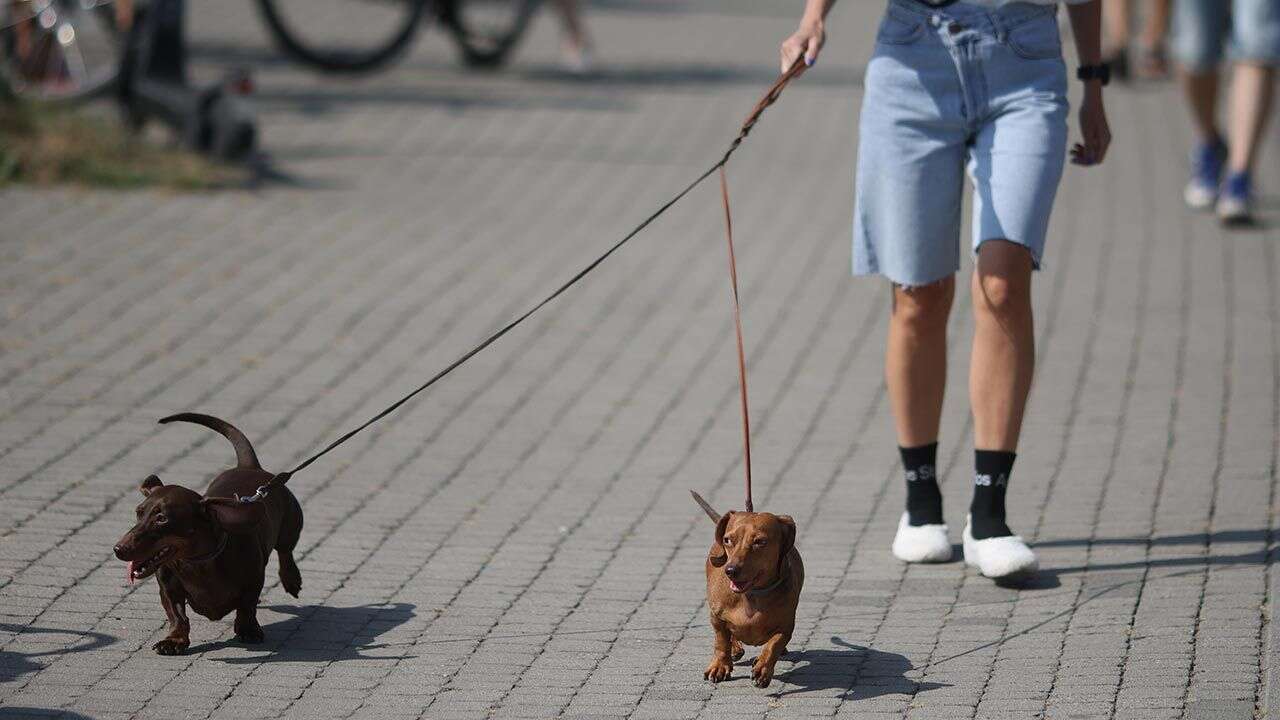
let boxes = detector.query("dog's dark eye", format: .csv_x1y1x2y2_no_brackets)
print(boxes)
154,514,168,525
722,536,733,545
753,539,767,548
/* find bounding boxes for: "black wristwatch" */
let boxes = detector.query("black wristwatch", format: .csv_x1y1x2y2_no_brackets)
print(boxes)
1076,64,1111,86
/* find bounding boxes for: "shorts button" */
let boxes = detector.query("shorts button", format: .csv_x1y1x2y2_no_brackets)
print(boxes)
948,21,963,34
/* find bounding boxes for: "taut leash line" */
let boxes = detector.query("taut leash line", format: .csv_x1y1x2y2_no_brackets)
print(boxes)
247,59,808,504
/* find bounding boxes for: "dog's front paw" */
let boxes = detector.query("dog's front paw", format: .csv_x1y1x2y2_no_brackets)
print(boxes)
153,638,189,655
751,660,775,688
235,625,265,644
704,657,733,683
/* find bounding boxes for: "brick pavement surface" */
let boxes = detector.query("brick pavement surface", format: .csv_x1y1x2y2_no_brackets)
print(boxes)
2,1,1279,718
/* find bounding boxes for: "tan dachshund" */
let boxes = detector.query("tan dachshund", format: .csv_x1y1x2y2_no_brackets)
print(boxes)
692,491,803,688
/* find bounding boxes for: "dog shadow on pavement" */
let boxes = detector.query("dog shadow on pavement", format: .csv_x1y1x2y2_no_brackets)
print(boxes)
0,623,116,684
768,636,946,700
188,602,417,664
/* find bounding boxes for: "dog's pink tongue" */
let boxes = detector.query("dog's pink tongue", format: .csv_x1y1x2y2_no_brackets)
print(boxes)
126,561,135,585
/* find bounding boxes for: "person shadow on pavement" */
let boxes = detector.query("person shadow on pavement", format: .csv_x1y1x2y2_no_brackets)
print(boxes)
1021,528,1274,588
186,602,417,663
767,636,946,699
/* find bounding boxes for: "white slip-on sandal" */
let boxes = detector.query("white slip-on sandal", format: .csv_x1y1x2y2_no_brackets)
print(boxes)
962,515,1038,578
891,512,952,563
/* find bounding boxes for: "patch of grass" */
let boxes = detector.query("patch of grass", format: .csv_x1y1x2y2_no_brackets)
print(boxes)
0,100,247,190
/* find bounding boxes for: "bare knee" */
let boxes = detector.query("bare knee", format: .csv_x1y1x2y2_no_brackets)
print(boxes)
891,277,954,332
974,273,1029,316
973,242,1032,318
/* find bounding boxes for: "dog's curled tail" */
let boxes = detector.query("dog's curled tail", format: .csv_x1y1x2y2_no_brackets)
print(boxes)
690,491,720,523
159,413,261,470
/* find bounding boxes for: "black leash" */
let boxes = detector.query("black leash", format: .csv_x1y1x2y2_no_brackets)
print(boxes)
243,59,808,502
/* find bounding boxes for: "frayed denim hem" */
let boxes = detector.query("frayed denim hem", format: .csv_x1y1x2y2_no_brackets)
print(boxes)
853,265,956,291
973,238,1044,272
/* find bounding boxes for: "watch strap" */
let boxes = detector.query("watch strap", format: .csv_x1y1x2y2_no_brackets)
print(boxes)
1076,64,1111,85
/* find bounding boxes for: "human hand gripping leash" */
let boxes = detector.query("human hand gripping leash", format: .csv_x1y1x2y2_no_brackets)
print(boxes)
227,58,809,511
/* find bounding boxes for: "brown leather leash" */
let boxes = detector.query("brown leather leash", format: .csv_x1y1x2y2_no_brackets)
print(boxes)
230,59,808,508
719,58,805,511
719,167,753,512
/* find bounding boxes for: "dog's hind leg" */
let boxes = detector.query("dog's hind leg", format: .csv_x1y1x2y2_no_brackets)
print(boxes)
234,605,265,643
278,551,302,599
275,491,303,598
234,563,267,643
730,637,745,661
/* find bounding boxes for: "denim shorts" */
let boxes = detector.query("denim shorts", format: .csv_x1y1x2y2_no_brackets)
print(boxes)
1171,0,1280,72
853,0,1069,287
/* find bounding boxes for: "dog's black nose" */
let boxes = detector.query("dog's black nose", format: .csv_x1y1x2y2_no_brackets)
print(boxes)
725,564,741,578
113,544,127,560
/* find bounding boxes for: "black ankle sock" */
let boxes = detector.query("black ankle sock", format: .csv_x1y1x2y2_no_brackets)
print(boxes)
970,450,1015,539
900,442,942,526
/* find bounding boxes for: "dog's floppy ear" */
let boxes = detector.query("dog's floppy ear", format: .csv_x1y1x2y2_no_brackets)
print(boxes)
139,475,163,496
775,514,796,573
201,498,266,534
709,512,732,568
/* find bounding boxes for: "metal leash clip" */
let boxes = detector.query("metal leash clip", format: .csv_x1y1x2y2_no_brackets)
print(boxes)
236,485,270,504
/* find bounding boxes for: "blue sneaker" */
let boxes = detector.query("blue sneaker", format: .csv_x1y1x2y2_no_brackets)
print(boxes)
1185,139,1227,211
1217,171,1253,224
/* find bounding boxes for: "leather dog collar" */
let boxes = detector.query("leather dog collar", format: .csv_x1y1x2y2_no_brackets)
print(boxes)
180,531,228,565
746,571,788,597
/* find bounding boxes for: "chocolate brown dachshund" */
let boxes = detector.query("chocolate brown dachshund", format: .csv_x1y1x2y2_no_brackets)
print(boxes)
113,413,303,655
692,491,803,688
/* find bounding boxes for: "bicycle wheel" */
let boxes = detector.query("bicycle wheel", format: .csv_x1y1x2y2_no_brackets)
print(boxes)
256,0,428,74
439,0,541,69
1,0,123,102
